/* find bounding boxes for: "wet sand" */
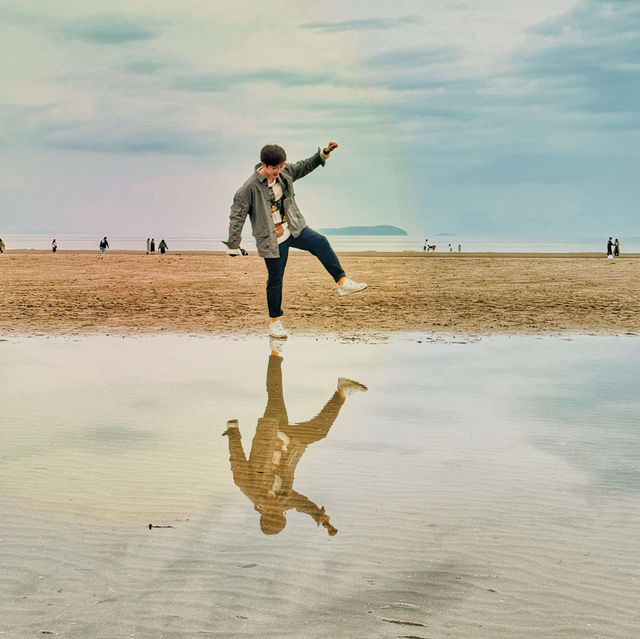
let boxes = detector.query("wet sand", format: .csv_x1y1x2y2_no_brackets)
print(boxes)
1,335,639,638
1,251,639,336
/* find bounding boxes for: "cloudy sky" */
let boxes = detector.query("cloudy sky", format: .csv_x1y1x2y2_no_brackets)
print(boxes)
1,0,638,239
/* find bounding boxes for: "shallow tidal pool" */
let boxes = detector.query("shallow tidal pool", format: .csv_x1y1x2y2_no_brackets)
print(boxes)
1,334,639,638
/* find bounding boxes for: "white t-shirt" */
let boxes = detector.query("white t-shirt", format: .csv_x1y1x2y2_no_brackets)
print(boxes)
268,179,290,244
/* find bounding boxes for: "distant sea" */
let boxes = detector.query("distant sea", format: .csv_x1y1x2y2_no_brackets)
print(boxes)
2,234,638,253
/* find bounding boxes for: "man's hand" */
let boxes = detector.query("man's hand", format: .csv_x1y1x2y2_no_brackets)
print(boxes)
223,240,245,256
323,141,339,155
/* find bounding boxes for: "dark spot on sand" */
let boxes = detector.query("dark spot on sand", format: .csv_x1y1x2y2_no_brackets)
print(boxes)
378,617,426,627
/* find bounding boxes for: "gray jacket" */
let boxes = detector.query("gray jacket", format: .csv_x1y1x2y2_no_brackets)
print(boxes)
225,149,327,258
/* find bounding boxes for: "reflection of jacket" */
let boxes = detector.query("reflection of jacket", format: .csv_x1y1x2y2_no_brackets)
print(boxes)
227,426,330,522
226,355,344,524
225,150,327,259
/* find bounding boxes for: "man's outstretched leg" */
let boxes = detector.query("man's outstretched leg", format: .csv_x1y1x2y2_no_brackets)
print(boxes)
289,227,368,296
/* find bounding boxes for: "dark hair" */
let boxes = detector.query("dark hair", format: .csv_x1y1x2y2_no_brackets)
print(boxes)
260,144,286,166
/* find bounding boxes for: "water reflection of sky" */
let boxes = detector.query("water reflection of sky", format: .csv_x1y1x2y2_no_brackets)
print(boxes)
388,336,640,497
1,335,639,638
1,334,637,517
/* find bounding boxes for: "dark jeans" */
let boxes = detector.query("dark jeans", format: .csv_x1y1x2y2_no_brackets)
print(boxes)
264,227,345,318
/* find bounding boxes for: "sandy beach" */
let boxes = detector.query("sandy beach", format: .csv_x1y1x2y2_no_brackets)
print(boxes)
1,251,639,336
2,259,639,638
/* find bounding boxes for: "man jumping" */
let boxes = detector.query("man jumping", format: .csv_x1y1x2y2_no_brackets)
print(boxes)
224,141,367,338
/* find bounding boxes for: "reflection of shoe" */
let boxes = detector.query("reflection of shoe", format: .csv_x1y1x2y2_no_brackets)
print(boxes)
269,336,285,355
338,378,368,395
269,319,288,338
338,278,368,296
222,419,239,436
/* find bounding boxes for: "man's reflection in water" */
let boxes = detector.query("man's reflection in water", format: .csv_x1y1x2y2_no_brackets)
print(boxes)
222,347,367,536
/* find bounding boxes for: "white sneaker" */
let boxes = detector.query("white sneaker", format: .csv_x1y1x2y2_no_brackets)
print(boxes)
337,377,368,395
338,278,368,296
269,319,288,339
269,336,285,355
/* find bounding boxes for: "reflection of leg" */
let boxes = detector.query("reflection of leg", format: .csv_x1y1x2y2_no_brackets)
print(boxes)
286,391,345,445
263,355,288,425
264,242,290,318
246,356,290,473
247,417,281,470
289,227,345,282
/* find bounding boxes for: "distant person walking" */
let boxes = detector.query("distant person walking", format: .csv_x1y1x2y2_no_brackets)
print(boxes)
458,244,461,252
158,239,168,255
614,238,620,257
448,243,452,252
99,237,109,255
150,238,155,254
607,237,613,258
51,239,57,253
0,238,5,253
423,238,428,252
146,238,150,254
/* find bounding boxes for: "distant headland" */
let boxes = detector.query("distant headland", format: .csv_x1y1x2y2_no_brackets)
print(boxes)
318,225,408,236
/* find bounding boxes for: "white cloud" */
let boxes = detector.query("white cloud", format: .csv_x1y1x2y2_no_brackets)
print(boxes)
1,0,639,238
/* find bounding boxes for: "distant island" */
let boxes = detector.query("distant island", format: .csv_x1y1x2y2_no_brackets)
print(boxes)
317,225,408,236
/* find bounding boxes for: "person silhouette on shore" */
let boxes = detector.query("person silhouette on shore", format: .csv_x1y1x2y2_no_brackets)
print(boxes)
222,344,367,535
51,239,57,253
150,238,155,254
158,239,168,255
614,238,620,257
607,237,613,258
146,238,150,254
99,236,109,255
